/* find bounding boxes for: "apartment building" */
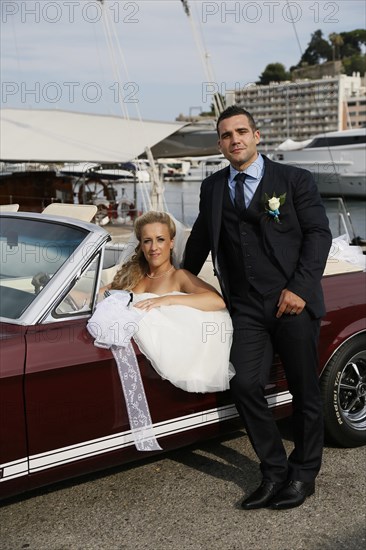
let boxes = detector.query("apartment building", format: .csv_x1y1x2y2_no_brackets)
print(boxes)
347,96,366,128
225,73,365,152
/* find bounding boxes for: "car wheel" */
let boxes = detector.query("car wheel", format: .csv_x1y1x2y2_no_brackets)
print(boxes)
321,334,366,447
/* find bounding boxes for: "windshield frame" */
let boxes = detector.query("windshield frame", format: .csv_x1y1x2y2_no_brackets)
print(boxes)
0,212,109,325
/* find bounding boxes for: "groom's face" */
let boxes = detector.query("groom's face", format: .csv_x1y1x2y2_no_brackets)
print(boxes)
217,114,260,171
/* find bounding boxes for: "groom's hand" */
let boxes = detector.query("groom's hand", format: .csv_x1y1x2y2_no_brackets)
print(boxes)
276,289,306,318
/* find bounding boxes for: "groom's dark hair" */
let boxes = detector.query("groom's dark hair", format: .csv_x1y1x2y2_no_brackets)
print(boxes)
216,106,257,135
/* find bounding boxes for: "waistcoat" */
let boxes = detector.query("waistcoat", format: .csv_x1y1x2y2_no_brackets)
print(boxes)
220,183,287,299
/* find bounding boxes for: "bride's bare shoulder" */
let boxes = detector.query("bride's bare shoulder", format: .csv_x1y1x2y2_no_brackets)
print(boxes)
173,269,215,292
173,268,192,280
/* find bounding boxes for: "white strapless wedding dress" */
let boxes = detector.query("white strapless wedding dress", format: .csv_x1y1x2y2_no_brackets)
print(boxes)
132,292,234,393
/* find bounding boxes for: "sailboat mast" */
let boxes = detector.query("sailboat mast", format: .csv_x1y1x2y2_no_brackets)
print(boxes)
180,1,224,118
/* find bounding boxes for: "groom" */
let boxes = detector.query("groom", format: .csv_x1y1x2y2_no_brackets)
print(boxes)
183,106,332,510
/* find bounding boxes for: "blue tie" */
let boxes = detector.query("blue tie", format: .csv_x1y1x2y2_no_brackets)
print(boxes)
234,173,246,214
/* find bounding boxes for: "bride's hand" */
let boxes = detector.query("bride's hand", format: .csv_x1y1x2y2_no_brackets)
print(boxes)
134,296,170,311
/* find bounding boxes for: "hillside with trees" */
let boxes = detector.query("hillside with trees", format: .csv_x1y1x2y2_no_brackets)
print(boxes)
194,29,365,117
258,29,366,84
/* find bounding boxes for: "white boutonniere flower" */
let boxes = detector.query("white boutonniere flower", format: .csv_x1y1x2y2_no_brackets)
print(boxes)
264,192,286,223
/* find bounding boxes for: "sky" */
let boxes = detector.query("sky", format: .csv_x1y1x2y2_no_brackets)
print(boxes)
1,0,365,122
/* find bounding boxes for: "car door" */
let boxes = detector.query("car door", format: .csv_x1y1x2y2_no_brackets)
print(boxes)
0,323,28,497
22,251,237,489
24,317,131,477
22,251,134,486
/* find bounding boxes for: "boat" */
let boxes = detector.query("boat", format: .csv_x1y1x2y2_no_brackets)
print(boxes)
182,154,229,181
0,108,183,218
151,120,219,158
155,155,229,182
156,158,191,180
272,128,366,198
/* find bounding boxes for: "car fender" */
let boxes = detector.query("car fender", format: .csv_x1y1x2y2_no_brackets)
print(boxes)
319,326,366,378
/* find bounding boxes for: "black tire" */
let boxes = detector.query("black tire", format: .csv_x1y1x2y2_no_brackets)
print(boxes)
321,334,366,447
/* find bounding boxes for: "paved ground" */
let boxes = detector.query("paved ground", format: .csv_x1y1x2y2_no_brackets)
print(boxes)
1,420,365,550
104,222,134,243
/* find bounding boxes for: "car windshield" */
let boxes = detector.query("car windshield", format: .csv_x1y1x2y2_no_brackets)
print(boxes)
0,216,87,319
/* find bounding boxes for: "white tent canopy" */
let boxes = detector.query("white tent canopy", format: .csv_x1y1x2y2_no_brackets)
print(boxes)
0,109,184,163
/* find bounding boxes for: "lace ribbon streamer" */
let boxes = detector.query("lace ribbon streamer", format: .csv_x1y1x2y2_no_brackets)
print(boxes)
112,343,162,451
87,292,162,451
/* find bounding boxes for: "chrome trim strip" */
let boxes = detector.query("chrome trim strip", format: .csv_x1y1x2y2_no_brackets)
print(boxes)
267,390,292,408
29,405,239,473
0,457,28,482
1,392,292,482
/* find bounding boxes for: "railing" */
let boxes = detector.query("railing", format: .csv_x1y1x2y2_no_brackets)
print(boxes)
1,194,364,247
323,198,355,241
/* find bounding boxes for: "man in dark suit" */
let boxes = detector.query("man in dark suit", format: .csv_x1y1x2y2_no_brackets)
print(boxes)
183,106,332,510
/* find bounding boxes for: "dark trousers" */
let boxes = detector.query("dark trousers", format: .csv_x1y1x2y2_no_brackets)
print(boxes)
229,287,323,483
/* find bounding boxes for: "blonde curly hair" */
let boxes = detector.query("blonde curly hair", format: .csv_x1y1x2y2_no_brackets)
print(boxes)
111,211,176,291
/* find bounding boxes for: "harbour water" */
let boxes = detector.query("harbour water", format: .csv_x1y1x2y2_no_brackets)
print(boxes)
113,179,366,240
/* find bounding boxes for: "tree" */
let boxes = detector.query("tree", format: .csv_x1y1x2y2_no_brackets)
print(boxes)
258,63,290,85
339,29,366,58
329,33,344,61
298,30,333,66
335,29,366,76
342,54,366,76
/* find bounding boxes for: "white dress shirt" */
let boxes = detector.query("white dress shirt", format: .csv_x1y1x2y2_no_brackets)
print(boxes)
228,154,265,208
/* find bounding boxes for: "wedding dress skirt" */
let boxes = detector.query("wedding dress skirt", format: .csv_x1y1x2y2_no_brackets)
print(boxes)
132,292,234,393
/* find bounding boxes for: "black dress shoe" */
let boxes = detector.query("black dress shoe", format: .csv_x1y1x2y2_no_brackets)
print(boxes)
241,480,286,510
269,480,315,510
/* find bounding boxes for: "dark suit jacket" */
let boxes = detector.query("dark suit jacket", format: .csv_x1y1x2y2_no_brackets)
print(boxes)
183,155,333,318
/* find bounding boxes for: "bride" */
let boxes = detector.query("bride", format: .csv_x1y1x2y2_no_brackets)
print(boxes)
106,211,234,393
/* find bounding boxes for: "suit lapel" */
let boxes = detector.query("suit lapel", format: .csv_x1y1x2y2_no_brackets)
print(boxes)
259,156,276,197
211,167,229,251
247,156,272,211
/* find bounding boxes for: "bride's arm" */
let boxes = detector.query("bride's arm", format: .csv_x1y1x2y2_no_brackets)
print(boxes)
135,270,226,312
177,269,225,310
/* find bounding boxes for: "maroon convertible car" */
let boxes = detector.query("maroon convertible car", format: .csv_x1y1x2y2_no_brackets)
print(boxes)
0,209,365,500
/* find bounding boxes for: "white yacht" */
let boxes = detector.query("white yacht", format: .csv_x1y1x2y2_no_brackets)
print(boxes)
272,128,366,198
182,155,229,181
151,120,219,158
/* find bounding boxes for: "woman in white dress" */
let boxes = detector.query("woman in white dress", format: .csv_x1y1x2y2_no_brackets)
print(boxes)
108,211,234,393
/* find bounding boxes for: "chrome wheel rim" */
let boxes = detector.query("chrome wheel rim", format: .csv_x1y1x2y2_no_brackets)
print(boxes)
337,351,366,431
